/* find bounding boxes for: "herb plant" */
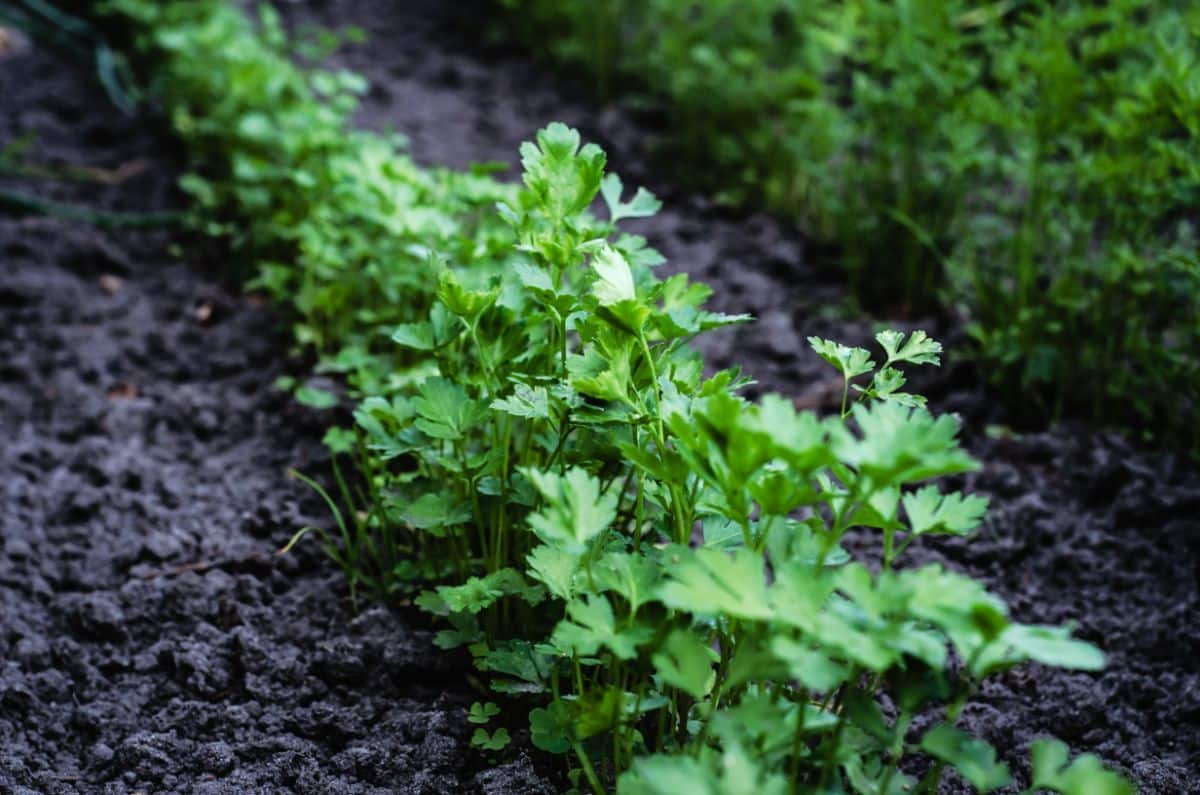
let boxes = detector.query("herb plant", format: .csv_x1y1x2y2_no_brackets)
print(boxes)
96,0,1135,791
342,126,1128,793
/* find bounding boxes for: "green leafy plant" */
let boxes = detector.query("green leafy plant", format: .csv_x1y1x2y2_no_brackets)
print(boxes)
335,122,1129,792
101,0,520,399
499,0,1200,447
95,0,1134,790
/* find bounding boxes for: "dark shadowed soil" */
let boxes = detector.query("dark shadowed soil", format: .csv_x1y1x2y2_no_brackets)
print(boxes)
2,0,1198,792
0,25,550,795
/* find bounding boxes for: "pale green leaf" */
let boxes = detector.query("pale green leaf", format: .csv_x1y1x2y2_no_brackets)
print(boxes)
652,629,716,698
656,547,774,621
876,329,942,366
526,543,580,600
413,377,483,440
550,594,652,661
601,172,662,223
808,336,875,379
524,466,618,552
491,383,551,420
903,485,989,536
294,386,338,409
592,244,637,305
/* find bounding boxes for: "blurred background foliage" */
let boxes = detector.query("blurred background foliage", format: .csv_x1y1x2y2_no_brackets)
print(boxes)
498,0,1200,447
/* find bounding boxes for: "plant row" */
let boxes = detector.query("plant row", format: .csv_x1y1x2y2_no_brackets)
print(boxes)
99,1,1131,792
497,0,1200,447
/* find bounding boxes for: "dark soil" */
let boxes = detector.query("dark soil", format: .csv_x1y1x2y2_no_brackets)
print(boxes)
2,0,1198,793
0,23,550,795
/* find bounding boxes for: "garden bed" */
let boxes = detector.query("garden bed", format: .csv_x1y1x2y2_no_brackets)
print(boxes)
1,0,1197,792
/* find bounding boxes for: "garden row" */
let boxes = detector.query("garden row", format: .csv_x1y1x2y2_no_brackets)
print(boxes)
497,0,1200,448
93,1,1129,792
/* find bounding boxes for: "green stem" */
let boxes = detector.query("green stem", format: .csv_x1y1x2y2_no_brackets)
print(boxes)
574,742,607,795
816,670,857,791
788,690,810,791
635,329,689,544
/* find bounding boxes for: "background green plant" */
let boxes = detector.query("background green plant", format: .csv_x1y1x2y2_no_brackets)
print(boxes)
101,0,519,398
497,0,1200,446
96,0,1134,791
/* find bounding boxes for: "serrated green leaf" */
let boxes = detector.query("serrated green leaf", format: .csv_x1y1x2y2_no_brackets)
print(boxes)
838,401,978,485
769,636,849,692
551,594,652,661
652,628,716,698
876,329,942,367
904,564,1009,663
591,245,653,334
700,517,744,550
619,743,789,795
1031,739,1134,795
857,365,928,408
977,623,1106,676
430,568,532,614
392,321,436,350
524,466,618,552
619,754,711,795
400,491,471,531
601,172,662,223
437,270,499,322
594,551,659,615
482,641,551,694
413,377,483,440
657,547,774,621
514,260,555,292
809,336,875,379
865,365,906,396
568,344,634,403
519,122,606,219
491,383,551,420
903,485,989,536
920,724,1011,792
526,543,580,601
